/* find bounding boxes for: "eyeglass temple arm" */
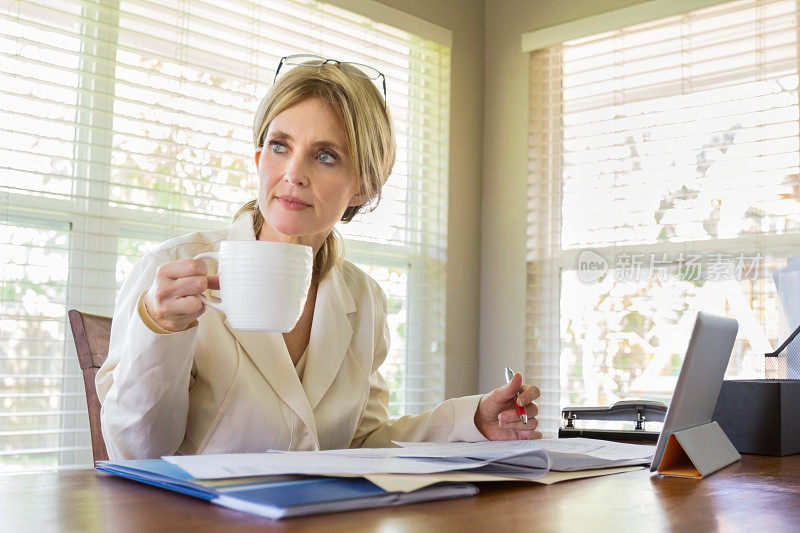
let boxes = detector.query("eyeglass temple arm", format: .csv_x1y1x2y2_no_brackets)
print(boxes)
765,321,800,357
274,57,287,82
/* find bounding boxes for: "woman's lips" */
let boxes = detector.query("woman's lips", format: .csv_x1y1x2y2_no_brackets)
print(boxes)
276,196,311,211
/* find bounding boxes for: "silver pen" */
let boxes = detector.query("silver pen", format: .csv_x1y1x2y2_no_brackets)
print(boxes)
504,365,528,424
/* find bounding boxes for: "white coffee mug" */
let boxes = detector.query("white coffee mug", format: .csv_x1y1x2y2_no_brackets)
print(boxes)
193,240,313,332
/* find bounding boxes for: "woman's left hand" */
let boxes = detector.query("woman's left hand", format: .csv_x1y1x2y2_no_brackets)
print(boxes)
474,372,542,440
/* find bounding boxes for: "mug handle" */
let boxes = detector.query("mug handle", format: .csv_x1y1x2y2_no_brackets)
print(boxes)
193,252,224,314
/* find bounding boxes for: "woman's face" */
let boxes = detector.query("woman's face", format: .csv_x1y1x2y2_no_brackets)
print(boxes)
255,98,362,249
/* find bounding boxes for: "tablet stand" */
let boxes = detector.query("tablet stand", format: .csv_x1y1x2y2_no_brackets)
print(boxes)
657,421,741,478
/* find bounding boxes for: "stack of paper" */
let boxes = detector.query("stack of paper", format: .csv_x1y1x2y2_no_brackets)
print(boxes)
97,439,654,519
165,438,654,482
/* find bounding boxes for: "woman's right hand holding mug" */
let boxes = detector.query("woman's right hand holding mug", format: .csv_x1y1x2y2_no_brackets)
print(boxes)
144,259,220,332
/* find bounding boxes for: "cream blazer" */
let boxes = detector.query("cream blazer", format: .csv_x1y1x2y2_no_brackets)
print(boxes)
96,213,486,460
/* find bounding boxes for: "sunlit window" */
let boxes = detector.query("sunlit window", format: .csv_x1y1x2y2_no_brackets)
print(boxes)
527,0,799,433
1,1,450,471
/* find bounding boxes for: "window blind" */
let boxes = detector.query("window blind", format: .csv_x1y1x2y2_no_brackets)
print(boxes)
527,0,799,436
0,0,450,472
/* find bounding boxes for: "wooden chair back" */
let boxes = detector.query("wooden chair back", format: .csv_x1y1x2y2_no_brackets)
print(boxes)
68,309,111,463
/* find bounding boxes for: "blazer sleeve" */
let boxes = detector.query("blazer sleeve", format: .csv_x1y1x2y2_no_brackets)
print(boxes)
95,250,198,459
349,285,488,448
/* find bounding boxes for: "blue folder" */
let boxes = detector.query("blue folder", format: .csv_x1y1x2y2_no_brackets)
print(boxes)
96,459,478,519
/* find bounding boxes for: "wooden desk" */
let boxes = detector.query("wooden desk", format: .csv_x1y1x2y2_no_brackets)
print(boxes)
2,454,799,532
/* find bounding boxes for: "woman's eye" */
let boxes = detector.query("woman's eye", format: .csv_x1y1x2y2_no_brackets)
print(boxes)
318,151,337,165
267,140,286,153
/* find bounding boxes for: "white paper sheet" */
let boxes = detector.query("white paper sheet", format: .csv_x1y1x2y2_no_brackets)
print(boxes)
164,452,492,479
393,438,655,471
320,439,552,463
164,438,654,479
364,465,646,492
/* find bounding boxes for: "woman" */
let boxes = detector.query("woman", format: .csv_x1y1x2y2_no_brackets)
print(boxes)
97,56,541,460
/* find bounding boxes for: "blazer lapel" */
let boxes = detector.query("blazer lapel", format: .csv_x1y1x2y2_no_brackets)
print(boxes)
302,266,356,411
222,320,317,441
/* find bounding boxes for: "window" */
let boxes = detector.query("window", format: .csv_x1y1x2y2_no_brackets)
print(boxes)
1,0,450,472
526,0,799,434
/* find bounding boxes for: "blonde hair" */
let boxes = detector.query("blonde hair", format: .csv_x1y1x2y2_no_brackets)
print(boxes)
236,61,396,283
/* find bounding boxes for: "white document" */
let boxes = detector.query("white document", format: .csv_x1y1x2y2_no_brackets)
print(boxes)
392,438,655,471
324,439,551,464
164,452,492,480
165,438,653,479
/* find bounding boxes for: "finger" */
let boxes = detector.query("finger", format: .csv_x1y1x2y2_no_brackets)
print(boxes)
165,276,208,300
491,372,523,404
207,275,220,291
498,405,539,424
170,275,209,298
511,395,540,418
498,408,521,425
515,385,541,406
499,413,540,431
515,429,543,440
164,295,204,317
160,258,208,280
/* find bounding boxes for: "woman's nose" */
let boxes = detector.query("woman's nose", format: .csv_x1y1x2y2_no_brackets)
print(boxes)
284,155,309,187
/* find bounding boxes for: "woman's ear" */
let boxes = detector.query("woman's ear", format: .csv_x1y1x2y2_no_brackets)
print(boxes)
254,148,263,168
